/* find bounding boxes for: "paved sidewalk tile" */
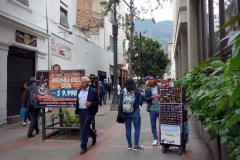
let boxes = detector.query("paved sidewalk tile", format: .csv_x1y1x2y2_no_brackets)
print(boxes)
0,98,212,160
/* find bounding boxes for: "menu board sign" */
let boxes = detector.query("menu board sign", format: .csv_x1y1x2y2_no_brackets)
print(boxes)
36,70,85,108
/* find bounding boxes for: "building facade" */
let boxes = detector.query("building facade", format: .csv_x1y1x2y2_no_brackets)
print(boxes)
172,0,240,159
76,0,128,88
0,0,49,125
0,0,125,125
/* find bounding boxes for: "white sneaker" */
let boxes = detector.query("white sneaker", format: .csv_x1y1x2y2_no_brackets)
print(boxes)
27,121,31,125
22,122,26,126
152,140,158,146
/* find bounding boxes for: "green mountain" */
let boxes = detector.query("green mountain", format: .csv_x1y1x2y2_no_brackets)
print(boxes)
134,20,173,52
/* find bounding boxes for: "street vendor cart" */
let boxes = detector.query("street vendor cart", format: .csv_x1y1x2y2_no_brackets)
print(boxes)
159,86,189,155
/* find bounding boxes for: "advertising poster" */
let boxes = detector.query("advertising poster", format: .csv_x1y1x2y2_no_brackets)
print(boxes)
36,70,85,108
51,34,72,60
160,124,181,145
16,30,37,47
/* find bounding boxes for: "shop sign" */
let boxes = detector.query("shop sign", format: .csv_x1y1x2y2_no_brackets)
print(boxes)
51,34,72,60
160,124,181,145
36,70,85,108
15,30,37,47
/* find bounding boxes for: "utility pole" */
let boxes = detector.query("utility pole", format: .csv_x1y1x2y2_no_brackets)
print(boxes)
140,31,142,82
110,0,119,110
128,0,133,78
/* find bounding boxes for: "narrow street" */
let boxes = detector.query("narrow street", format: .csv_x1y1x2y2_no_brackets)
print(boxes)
0,98,211,160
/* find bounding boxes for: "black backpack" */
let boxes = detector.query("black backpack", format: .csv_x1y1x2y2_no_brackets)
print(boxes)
30,89,36,108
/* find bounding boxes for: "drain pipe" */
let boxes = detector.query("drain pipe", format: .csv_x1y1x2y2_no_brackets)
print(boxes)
46,0,51,70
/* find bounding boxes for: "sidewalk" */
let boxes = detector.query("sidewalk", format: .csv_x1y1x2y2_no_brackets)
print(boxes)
0,97,212,160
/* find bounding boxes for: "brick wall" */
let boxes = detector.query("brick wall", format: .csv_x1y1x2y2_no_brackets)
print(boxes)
76,0,104,37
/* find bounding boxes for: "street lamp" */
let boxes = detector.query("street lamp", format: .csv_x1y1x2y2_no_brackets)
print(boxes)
110,0,119,111
138,31,147,82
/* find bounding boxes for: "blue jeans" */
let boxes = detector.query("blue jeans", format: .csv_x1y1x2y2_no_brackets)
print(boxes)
149,110,159,140
125,108,141,146
103,92,107,105
79,109,96,150
99,95,103,106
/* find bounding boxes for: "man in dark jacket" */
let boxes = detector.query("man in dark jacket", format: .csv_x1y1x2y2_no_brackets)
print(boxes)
98,81,104,106
24,77,40,138
145,75,161,146
102,79,108,105
75,77,100,155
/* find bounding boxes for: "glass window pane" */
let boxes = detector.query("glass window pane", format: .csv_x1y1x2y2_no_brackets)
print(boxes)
224,0,238,33
110,36,113,50
220,0,238,49
60,8,69,28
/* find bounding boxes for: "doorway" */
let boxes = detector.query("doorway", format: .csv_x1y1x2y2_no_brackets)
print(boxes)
7,47,35,116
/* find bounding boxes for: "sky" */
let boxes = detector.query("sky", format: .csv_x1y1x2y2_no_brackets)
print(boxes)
124,0,173,22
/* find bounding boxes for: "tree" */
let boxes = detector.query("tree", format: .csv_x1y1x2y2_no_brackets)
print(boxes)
102,0,168,78
127,34,170,78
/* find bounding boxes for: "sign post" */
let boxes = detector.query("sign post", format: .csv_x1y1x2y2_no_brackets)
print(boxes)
36,70,85,140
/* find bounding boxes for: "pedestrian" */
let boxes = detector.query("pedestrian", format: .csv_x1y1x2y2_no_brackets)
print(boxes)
169,79,174,87
24,77,40,138
108,81,112,99
98,81,104,107
75,77,99,155
145,80,149,89
102,79,108,105
120,78,144,151
138,81,145,103
117,82,121,98
163,80,169,87
145,74,161,146
21,82,31,126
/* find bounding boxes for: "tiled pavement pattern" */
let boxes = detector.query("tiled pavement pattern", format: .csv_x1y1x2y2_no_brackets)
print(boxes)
0,98,212,160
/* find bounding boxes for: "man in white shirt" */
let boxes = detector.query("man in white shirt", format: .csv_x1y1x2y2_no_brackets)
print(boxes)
75,77,99,155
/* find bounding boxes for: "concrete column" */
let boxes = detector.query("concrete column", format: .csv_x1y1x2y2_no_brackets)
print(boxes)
187,0,199,69
181,32,188,76
0,42,9,125
175,54,178,79
178,44,182,78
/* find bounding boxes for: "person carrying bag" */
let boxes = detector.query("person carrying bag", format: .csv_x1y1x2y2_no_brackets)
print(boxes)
119,78,144,152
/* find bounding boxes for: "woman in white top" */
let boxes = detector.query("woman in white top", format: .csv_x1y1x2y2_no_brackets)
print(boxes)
117,84,121,97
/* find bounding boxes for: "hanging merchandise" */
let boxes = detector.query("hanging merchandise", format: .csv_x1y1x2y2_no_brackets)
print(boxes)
159,86,189,155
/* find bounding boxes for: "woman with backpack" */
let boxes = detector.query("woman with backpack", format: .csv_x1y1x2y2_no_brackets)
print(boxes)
120,78,144,151
21,82,31,126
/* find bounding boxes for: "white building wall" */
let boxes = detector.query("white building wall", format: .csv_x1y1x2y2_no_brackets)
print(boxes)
0,0,113,125
47,0,111,77
0,0,49,125
0,43,8,125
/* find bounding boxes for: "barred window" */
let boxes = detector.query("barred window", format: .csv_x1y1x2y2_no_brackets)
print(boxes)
110,36,113,51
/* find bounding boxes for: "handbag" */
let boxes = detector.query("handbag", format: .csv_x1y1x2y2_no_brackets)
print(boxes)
20,107,26,120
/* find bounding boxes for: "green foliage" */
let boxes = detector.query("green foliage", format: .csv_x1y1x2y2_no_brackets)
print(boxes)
62,108,79,127
51,108,79,127
176,14,240,159
126,34,170,78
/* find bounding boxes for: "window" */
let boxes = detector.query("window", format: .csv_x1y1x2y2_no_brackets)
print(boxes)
17,0,29,6
60,8,69,28
110,36,113,51
123,41,126,53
